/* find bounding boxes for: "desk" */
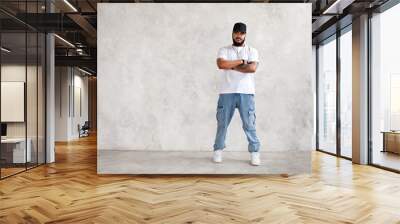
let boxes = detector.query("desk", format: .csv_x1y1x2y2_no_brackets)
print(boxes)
1,138,31,163
382,131,400,154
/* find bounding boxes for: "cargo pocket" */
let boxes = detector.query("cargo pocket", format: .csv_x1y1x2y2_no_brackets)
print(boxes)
217,107,224,121
216,107,224,123
248,110,256,129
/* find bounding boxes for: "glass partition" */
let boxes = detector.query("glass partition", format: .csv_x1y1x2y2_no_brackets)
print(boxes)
27,30,38,169
0,31,28,177
0,1,46,179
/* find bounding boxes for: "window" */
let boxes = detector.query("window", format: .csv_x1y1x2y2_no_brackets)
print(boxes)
318,36,337,154
371,2,400,171
340,28,352,158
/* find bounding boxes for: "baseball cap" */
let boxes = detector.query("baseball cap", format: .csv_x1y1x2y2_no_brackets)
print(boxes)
233,22,246,33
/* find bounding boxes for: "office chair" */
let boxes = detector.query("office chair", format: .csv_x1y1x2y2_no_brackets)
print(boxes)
79,121,90,138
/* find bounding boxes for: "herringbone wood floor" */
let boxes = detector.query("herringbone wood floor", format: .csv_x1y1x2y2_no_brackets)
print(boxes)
1,133,400,224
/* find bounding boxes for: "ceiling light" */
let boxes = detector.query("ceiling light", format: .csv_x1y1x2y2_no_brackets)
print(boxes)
54,34,75,48
63,0,78,12
1,47,11,53
322,0,350,14
78,67,93,76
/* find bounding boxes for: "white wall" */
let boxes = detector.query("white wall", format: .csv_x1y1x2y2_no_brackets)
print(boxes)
1,65,43,138
55,67,89,141
98,3,313,153
72,72,89,138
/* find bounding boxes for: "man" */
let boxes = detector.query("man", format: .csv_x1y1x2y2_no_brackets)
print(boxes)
213,22,261,166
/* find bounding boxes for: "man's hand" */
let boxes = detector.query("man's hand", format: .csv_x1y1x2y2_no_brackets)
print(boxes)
232,61,258,73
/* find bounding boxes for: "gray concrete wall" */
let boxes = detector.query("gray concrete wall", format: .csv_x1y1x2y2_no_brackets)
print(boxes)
97,3,313,173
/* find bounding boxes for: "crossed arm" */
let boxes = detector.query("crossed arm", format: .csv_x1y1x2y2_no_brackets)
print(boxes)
216,58,258,73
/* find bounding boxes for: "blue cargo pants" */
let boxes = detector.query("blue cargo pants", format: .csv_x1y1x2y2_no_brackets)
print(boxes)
213,93,260,152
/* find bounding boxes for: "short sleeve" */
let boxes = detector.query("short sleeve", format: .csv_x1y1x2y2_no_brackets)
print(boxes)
248,48,259,62
217,47,228,60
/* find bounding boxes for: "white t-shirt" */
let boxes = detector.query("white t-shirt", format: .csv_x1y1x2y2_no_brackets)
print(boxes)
217,44,259,94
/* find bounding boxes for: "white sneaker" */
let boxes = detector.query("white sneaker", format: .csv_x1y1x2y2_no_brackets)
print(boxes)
213,150,222,163
250,152,261,166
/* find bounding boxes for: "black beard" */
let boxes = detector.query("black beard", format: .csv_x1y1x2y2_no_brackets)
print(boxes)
232,38,245,46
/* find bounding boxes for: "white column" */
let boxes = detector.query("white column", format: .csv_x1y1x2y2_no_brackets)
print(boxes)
46,1,55,163
352,14,369,164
